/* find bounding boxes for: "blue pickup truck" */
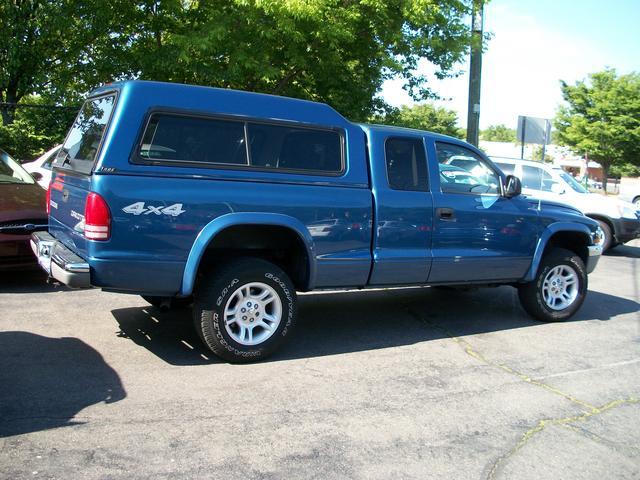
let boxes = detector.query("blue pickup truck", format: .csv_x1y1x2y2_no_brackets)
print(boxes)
31,81,604,362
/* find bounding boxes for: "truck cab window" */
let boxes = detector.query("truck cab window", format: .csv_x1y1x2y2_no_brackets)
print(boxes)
384,137,428,191
436,143,499,195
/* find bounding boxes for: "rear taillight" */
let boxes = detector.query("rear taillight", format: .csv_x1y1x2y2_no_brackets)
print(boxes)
84,192,111,241
46,183,51,215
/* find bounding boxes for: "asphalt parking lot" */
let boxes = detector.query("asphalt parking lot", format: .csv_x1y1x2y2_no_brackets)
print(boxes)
1,241,639,479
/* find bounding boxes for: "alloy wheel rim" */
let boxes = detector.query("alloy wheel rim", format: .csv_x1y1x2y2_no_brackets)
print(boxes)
223,282,282,346
542,265,579,311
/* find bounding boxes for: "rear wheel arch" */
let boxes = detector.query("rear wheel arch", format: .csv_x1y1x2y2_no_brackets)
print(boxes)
181,214,316,296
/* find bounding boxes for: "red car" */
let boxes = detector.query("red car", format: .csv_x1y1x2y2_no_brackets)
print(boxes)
0,149,47,270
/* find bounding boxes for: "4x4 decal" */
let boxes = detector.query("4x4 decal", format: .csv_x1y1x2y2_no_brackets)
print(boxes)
122,202,186,217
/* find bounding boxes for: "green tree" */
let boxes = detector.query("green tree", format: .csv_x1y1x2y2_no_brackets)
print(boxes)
0,0,132,124
120,0,476,120
1,0,478,155
372,103,463,138
531,145,554,163
554,69,640,188
0,96,77,159
480,124,516,142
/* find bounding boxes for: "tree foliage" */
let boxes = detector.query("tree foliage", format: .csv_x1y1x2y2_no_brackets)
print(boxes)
480,124,516,142
0,96,77,159
554,69,640,181
0,0,131,123
1,0,475,123
1,0,477,157
122,0,474,121
372,103,463,138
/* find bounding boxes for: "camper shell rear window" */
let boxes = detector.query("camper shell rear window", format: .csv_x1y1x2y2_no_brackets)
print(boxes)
54,93,116,175
134,112,345,175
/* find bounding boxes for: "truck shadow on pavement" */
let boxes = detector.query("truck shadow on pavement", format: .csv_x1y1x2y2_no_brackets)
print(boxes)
605,242,640,258
112,306,219,365
0,270,68,294
110,286,639,365
0,332,126,438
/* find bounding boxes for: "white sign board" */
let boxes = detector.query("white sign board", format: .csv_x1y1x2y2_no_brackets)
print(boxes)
517,116,551,145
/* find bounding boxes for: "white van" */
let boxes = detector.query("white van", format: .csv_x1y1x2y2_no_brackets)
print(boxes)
490,157,640,250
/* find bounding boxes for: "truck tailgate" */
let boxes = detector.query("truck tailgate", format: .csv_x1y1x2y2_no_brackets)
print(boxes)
49,173,92,259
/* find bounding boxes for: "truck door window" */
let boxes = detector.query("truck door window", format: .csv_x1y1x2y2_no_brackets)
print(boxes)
384,137,428,191
436,143,499,195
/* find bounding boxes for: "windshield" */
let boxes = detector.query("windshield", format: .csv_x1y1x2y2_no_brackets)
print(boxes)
557,170,588,193
0,150,36,185
54,94,116,175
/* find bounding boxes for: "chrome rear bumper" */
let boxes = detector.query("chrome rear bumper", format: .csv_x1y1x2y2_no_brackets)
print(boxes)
30,231,91,288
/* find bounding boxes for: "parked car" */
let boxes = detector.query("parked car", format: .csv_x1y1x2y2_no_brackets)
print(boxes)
618,185,640,208
0,149,48,269
491,157,640,251
23,145,61,189
439,163,485,190
31,80,603,362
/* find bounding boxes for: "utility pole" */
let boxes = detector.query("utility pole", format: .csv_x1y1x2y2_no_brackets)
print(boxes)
466,0,484,147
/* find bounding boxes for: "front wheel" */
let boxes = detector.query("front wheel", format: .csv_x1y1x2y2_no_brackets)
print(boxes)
518,248,587,322
193,258,297,363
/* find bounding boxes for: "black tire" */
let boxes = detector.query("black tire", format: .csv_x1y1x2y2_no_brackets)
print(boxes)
517,248,587,322
595,219,613,251
193,257,297,363
142,295,192,311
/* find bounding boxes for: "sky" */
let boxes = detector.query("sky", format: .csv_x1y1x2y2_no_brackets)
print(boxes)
381,0,640,130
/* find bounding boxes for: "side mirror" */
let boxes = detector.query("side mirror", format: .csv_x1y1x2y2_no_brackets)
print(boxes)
550,183,565,194
31,172,43,181
504,175,522,198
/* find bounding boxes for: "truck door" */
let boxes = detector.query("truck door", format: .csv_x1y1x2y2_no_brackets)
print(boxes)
427,141,540,283
367,132,433,284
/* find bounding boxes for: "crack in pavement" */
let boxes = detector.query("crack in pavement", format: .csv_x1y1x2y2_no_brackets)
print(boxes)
403,305,597,412
486,398,639,479
558,420,640,456
401,303,639,480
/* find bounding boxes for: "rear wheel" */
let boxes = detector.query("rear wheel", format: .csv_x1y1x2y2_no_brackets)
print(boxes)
193,258,297,363
518,248,587,322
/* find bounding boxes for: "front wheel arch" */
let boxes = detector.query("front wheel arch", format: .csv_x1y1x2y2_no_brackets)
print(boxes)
523,224,591,283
